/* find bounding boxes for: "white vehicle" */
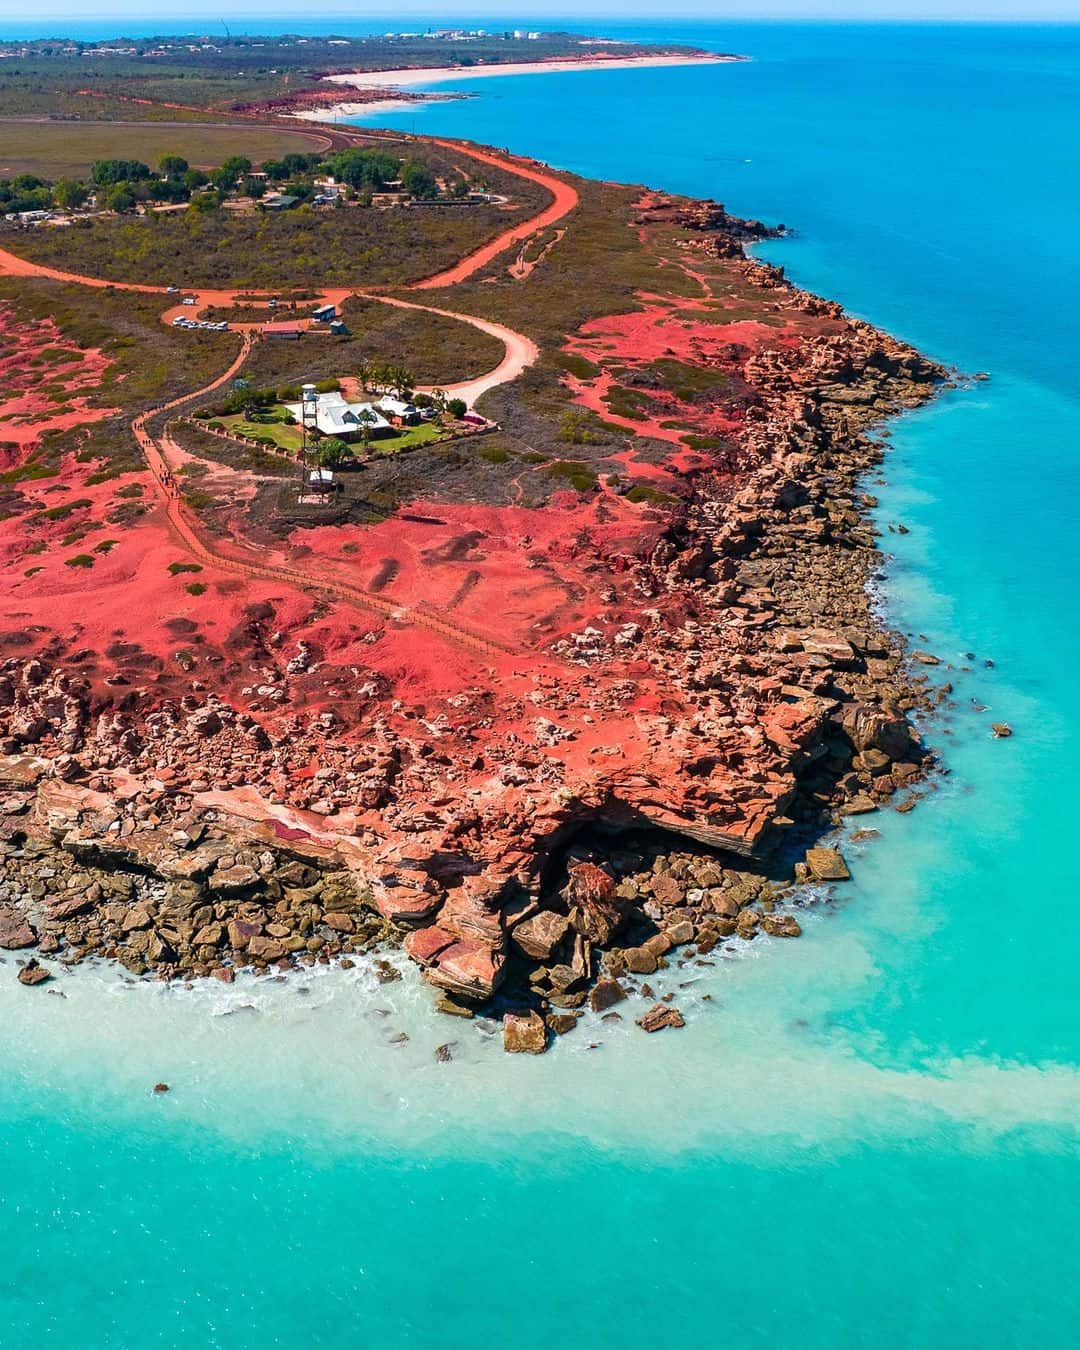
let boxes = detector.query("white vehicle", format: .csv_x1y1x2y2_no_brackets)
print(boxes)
171,316,185,326
181,297,197,306
166,285,179,294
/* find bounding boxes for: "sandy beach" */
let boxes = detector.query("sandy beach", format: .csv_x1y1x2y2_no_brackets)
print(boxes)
294,53,739,120
328,53,736,89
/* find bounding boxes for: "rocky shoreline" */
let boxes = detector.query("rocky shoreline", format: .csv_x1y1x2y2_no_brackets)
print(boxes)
0,178,950,1051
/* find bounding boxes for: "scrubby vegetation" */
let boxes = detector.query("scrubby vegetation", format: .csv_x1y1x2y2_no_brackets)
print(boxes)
240,297,504,389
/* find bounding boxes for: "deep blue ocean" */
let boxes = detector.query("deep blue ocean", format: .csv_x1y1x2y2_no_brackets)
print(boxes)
1,21,1078,1348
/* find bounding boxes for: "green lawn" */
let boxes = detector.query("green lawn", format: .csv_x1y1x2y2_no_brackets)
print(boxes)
216,412,302,453
213,409,447,459
367,422,444,456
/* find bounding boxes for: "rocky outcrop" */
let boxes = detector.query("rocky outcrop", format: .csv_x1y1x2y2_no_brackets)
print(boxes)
0,176,942,1036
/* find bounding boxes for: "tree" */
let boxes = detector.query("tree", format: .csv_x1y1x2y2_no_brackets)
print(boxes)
323,147,400,189
184,168,209,192
390,365,414,397
159,154,189,179
401,158,437,200
101,185,136,213
355,408,378,447
240,175,265,199
188,190,222,213
52,179,88,211
91,159,151,185
219,155,252,179
148,177,189,204
448,398,467,418
310,437,350,468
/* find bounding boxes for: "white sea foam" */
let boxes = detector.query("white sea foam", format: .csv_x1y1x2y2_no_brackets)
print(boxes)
2,916,1075,1162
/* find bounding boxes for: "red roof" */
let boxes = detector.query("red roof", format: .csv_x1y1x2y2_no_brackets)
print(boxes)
262,321,303,334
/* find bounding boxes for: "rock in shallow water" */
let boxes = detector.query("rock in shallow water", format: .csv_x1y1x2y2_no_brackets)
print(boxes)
636,1003,685,1033
503,1010,548,1054
17,958,50,986
804,848,851,882
0,905,36,950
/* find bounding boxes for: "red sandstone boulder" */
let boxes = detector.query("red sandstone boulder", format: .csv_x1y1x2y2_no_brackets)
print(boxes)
845,703,919,762
511,910,569,961
588,977,626,1012
0,905,36,949
373,868,442,925
403,925,456,966
565,862,624,945
503,1010,547,1054
17,959,50,986
425,939,505,1002
437,887,505,947
247,935,285,962
47,893,94,922
636,1003,685,1033
804,848,850,882
761,914,802,938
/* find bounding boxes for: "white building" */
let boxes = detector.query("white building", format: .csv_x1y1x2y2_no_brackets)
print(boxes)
284,390,391,440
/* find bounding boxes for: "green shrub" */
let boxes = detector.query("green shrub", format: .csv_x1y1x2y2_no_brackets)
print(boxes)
546,460,597,493
552,351,599,380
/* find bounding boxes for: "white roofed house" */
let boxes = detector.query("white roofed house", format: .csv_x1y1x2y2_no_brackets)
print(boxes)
375,396,420,425
283,391,391,441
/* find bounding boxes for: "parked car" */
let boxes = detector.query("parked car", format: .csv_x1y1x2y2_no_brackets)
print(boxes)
181,297,196,306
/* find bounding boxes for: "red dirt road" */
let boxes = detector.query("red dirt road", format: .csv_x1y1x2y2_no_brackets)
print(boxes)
0,134,581,657
410,139,578,289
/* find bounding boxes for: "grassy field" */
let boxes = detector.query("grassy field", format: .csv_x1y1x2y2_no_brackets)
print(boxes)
0,120,332,180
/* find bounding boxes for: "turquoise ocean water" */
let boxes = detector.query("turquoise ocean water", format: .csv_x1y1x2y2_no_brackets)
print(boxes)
1,22,1078,1347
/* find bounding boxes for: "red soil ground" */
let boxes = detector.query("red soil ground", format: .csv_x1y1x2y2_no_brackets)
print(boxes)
0,135,843,895
0,307,117,465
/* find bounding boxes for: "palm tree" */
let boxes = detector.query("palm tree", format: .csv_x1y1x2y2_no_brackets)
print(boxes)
356,408,377,448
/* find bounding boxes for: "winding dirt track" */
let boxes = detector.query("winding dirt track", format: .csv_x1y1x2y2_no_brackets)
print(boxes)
0,135,578,654
411,139,578,289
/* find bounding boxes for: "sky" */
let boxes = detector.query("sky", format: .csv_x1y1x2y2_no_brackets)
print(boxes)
4,3,1080,25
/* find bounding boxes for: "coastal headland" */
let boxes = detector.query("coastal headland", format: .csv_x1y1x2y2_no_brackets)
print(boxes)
0,37,948,1048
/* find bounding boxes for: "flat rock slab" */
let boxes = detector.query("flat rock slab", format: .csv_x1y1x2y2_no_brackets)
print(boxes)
805,848,851,881
0,906,37,950
503,1010,547,1054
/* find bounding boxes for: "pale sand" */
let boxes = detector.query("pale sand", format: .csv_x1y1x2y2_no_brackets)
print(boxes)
293,54,739,122
289,97,449,122
325,53,737,91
